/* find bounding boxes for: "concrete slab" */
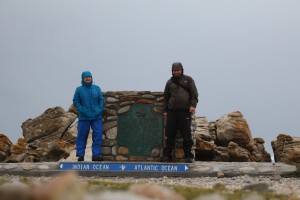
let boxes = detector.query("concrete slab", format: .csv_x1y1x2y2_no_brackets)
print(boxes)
0,161,296,177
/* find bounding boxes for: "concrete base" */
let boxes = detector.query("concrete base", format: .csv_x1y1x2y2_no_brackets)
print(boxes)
0,161,296,177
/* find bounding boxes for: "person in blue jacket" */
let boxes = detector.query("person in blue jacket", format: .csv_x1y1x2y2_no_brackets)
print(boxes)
73,71,104,162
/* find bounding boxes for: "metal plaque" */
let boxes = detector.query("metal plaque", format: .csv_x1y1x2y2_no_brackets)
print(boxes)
59,162,189,172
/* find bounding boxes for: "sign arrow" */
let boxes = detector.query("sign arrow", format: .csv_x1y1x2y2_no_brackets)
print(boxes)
120,164,126,171
185,165,188,171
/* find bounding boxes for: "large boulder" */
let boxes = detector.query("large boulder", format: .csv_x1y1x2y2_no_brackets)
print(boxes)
36,140,73,162
194,117,215,161
272,134,300,162
194,112,271,162
61,124,77,145
68,104,78,115
228,141,251,162
22,106,77,143
61,126,93,162
0,134,13,162
4,107,77,162
250,138,271,162
5,138,27,163
215,111,253,151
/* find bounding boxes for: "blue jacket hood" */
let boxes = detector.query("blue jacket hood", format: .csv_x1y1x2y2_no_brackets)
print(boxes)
81,71,93,86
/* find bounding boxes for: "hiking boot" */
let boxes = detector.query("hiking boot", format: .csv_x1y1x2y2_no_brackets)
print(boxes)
186,157,194,163
92,156,103,162
77,157,84,162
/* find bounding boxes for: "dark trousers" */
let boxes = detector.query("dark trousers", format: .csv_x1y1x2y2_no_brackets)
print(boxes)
163,110,194,158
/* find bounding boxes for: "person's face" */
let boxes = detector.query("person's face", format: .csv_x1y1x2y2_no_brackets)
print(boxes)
84,76,92,83
172,69,182,77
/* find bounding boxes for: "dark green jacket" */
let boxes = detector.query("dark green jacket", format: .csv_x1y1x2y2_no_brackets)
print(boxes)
163,74,198,111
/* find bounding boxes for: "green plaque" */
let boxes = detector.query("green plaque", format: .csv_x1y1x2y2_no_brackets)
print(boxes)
117,104,163,156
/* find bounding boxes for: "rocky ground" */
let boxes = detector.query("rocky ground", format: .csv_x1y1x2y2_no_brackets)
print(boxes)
0,173,299,200
93,175,300,192
83,175,300,198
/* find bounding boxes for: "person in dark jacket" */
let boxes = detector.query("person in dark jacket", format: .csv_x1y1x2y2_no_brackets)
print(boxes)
162,62,198,163
73,71,104,162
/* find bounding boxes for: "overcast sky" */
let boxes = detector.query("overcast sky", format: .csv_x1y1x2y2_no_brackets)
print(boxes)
0,0,299,155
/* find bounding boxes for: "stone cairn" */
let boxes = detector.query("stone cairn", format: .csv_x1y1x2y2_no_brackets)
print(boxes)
90,91,196,162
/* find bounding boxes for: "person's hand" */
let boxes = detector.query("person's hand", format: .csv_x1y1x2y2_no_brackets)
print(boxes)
102,108,109,117
189,107,196,113
163,112,168,118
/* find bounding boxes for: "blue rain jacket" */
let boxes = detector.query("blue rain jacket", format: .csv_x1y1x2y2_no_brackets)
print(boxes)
73,71,104,120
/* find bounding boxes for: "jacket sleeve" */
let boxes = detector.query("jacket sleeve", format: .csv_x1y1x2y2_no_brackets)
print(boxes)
163,81,170,112
189,78,198,108
72,88,86,114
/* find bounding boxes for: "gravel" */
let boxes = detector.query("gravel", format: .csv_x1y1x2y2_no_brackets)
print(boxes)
1,174,299,198
81,175,300,197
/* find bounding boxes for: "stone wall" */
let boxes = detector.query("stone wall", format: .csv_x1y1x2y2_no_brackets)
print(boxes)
101,91,196,162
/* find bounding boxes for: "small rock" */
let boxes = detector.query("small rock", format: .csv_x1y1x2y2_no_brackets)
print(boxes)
242,182,269,192
270,174,281,181
217,171,224,178
129,183,185,200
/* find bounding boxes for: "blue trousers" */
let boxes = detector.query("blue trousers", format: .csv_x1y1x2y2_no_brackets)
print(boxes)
76,119,103,157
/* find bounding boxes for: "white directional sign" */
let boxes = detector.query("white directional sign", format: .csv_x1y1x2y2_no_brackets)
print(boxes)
59,162,189,172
